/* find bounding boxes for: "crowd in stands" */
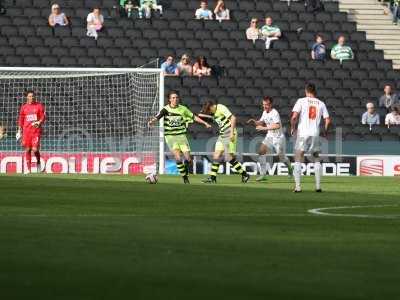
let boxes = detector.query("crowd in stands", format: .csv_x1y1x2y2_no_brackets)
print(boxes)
361,85,400,128
161,54,212,77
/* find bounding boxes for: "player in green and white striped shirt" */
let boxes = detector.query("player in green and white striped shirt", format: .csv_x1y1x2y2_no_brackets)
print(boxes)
260,17,281,49
148,90,211,184
199,100,250,184
331,35,354,61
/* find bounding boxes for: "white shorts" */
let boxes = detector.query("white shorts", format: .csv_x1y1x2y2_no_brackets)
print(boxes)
295,136,321,154
262,136,285,155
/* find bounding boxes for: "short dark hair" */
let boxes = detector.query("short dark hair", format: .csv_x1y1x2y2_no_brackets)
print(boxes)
263,96,273,103
24,90,34,96
316,34,323,40
167,90,179,100
305,83,316,95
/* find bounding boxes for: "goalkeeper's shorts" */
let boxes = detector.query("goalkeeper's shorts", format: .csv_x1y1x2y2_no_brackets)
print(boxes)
22,131,41,149
215,130,237,154
165,134,191,153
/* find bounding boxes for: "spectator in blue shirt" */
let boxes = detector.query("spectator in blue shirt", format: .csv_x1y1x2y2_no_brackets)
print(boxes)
161,56,180,76
311,34,326,61
361,102,380,128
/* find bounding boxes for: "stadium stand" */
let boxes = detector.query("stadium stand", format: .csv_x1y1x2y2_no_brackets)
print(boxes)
0,0,400,142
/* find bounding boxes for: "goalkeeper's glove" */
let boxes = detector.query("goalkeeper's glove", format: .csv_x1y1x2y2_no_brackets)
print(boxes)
16,129,22,141
32,121,40,128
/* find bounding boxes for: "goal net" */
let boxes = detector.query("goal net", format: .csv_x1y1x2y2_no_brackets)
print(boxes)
0,67,164,175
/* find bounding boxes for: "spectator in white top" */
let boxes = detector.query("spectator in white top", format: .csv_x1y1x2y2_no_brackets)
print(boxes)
385,105,400,127
48,3,69,27
246,18,260,42
177,54,193,77
195,1,213,20
214,0,230,21
260,17,281,50
139,0,163,19
87,7,104,40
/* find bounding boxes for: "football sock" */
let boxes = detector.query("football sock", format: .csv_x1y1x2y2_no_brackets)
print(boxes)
34,151,41,167
314,161,322,190
259,155,267,176
184,160,190,175
229,159,246,175
210,162,220,179
25,151,32,171
176,162,186,177
294,162,302,190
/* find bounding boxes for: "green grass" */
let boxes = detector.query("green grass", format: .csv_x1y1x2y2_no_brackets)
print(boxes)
0,174,399,300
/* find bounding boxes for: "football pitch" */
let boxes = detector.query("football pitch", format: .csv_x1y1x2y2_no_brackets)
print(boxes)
0,174,399,300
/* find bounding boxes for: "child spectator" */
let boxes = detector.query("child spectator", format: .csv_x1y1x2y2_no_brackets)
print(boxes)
177,54,193,77
48,3,69,27
311,34,326,61
161,56,180,76
193,56,212,77
139,0,163,19
246,18,260,42
331,35,354,61
87,7,104,40
260,17,281,50
195,1,213,20
214,0,230,21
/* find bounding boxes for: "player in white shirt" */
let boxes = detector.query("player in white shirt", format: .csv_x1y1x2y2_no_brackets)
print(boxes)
290,83,331,193
247,96,292,181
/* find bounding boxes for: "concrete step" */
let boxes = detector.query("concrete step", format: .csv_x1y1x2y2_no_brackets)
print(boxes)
376,43,400,50
364,29,400,35
340,4,385,10
340,0,381,3
383,54,400,60
358,24,400,30
353,19,393,25
348,14,390,20
367,34,400,40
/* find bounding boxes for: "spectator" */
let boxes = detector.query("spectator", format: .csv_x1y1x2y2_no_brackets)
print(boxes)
260,17,281,50
161,56,180,76
331,35,354,61
379,84,399,111
311,34,326,61
139,0,163,19
121,0,138,18
177,54,193,77
195,1,213,20
392,0,399,24
87,7,104,40
246,18,260,42
385,105,400,127
361,102,380,128
193,56,212,77
305,0,323,12
214,0,230,21
48,3,69,27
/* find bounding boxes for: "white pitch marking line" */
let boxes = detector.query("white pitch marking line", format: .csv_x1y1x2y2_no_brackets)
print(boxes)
308,205,400,219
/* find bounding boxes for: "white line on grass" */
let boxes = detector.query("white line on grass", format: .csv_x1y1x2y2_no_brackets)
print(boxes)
0,213,310,218
308,205,400,219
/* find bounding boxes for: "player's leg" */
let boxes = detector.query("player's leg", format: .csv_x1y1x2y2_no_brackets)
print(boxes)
202,149,223,183
166,135,189,183
310,137,322,192
226,135,250,183
275,137,293,176
22,131,32,173
257,143,269,182
293,137,306,192
32,134,42,172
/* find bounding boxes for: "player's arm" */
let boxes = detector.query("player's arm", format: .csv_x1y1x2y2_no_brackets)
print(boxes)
197,113,214,119
246,118,264,126
148,108,167,127
194,115,211,128
290,112,299,136
33,103,46,128
256,122,280,132
229,114,236,141
321,103,331,137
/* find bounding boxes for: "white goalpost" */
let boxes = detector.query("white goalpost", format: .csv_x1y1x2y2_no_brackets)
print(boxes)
0,67,165,175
